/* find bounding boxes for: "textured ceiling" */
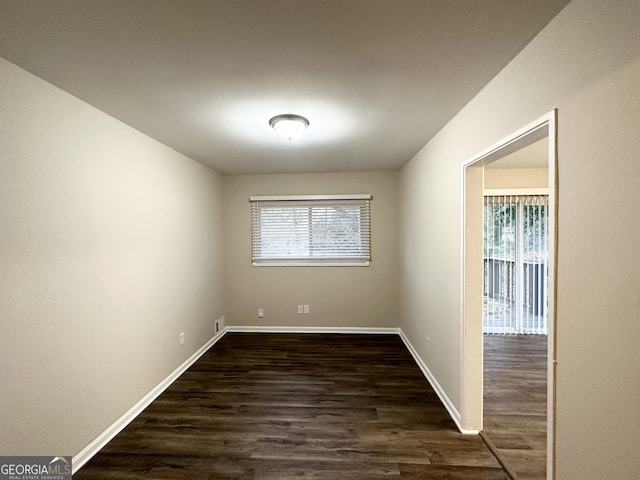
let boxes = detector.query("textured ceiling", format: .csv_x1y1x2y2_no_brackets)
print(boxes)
0,0,569,174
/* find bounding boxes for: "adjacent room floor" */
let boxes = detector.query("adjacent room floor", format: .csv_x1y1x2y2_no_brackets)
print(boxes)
483,334,548,480
75,333,510,479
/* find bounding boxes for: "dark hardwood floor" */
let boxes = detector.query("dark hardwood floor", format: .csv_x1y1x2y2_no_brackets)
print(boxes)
75,333,509,479
483,334,548,480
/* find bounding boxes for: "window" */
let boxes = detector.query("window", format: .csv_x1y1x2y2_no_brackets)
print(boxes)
483,194,549,335
250,194,372,266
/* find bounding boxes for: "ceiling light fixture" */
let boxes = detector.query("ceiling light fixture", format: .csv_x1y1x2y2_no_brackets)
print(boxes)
269,114,309,141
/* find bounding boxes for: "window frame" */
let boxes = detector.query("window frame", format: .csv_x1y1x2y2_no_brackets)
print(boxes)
250,194,372,267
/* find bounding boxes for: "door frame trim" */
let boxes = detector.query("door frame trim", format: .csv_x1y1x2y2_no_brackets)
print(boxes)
460,110,557,478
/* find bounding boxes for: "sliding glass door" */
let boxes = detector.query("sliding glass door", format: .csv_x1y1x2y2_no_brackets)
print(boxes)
483,195,548,335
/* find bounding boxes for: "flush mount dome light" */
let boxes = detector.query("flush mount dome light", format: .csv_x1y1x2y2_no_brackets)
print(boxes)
269,114,309,141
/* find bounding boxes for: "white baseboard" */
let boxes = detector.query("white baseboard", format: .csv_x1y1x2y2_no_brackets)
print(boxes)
397,329,478,435
72,328,228,473
227,325,400,335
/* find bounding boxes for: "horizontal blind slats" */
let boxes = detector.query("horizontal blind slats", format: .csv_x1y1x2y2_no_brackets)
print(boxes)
250,197,371,264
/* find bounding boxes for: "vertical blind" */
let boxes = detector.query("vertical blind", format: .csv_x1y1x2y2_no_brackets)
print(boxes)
250,195,371,265
483,194,549,335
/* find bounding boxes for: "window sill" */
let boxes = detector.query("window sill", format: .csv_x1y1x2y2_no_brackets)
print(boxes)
252,261,370,267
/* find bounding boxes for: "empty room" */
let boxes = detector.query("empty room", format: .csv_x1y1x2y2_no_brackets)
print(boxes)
1,1,639,479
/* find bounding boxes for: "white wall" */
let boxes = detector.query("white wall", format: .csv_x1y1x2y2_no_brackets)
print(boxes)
399,0,640,478
0,58,225,457
223,172,398,328
484,168,548,190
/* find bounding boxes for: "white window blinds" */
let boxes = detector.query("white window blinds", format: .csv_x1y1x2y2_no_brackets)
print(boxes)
250,195,372,266
483,194,549,335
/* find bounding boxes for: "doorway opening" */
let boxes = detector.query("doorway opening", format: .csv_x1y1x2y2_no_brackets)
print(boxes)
461,112,557,479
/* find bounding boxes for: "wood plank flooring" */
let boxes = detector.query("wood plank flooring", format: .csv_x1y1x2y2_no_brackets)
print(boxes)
75,333,509,479
483,334,548,480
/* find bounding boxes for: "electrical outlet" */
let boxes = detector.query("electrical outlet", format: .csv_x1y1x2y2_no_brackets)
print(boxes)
297,305,304,314
179,332,185,346
257,308,264,318
303,304,310,314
